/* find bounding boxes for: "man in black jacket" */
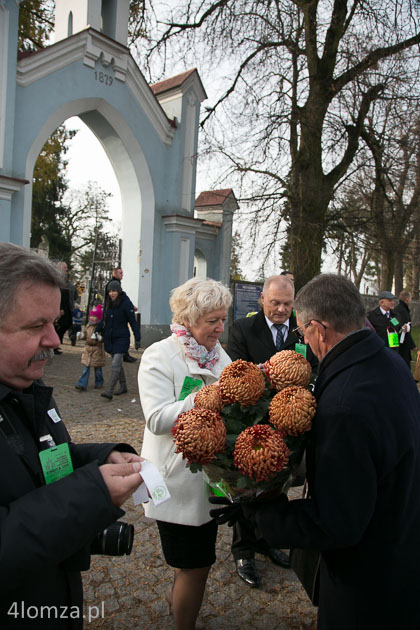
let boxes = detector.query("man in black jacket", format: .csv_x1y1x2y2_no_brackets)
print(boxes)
212,274,420,630
226,275,318,587
0,244,143,629
366,290,402,350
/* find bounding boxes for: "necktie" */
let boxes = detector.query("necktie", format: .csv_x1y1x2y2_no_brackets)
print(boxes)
275,324,285,351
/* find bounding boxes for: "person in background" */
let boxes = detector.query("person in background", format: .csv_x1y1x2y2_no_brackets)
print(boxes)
211,274,420,630
54,261,78,355
70,303,84,346
0,243,143,628
366,290,402,351
104,267,138,363
280,270,295,283
138,277,232,630
75,307,105,391
394,290,416,368
98,281,141,400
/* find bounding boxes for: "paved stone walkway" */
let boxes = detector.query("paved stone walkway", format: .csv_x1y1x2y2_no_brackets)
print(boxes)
44,340,317,630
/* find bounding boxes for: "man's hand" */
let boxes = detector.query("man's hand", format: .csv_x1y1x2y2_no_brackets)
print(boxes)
106,450,143,465
100,462,143,507
209,496,243,526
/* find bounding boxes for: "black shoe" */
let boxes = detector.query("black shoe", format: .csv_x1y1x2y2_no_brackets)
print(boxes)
123,354,137,363
101,392,113,400
53,348,62,355
94,384,103,389
267,548,290,568
75,385,86,391
114,387,128,396
235,558,260,587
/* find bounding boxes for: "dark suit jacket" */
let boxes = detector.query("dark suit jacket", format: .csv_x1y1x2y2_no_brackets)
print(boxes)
366,305,402,349
252,330,420,629
226,309,318,370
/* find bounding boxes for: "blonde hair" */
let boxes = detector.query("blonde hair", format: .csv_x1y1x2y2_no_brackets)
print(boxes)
170,277,232,326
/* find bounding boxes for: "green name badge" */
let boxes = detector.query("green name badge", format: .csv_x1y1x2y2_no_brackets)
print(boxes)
295,342,307,359
390,317,399,326
387,331,399,348
39,443,73,485
178,376,203,401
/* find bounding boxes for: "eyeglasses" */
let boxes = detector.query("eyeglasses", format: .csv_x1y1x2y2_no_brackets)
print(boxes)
292,320,328,338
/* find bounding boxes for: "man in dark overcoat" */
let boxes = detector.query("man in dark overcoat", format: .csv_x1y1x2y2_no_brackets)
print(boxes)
0,244,143,629
394,290,416,368
213,274,420,630
367,289,403,350
226,275,318,587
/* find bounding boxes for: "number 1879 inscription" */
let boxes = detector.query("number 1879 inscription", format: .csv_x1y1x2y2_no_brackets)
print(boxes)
94,71,113,86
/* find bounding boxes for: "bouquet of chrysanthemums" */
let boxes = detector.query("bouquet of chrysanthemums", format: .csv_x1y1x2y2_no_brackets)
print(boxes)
172,350,317,502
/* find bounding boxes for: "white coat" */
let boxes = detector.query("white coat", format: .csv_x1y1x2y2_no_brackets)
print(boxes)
138,335,231,525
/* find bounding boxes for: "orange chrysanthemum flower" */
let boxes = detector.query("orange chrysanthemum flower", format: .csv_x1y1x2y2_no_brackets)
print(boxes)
269,385,316,436
233,425,289,482
172,408,226,465
264,350,312,391
194,384,223,413
219,359,265,406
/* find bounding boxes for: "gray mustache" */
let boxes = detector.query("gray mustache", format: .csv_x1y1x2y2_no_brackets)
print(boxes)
28,349,55,365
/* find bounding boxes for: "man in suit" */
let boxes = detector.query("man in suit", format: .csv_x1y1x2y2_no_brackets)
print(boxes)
394,290,416,368
367,290,403,351
226,275,317,587
212,274,420,630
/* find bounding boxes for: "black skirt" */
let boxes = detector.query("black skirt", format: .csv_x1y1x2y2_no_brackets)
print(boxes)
156,519,218,569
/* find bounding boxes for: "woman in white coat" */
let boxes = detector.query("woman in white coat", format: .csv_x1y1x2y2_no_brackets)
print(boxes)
138,277,232,630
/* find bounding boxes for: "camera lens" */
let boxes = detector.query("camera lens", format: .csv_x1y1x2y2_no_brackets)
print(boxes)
91,521,134,556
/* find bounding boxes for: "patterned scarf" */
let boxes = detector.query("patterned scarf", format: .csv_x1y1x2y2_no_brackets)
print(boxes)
171,324,220,371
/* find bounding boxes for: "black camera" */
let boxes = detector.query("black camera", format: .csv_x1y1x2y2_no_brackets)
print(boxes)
91,521,134,556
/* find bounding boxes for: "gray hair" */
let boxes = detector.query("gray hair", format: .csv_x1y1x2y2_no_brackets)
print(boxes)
0,243,65,322
263,275,294,293
294,274,366,334
170,277,232,326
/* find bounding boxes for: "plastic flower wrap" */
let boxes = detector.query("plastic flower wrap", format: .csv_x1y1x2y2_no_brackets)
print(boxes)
172,353,317,502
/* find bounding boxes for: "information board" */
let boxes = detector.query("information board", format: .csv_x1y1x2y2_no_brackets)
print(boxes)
233,282,263,320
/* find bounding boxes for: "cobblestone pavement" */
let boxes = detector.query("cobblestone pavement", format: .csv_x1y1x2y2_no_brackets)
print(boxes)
44,340,317,630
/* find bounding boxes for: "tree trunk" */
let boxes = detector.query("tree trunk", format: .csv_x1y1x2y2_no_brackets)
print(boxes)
380,250,395,291
394,253,404,296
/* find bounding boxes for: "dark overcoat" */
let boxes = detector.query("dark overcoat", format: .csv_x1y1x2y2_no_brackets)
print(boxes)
99,292,140,355
0,381,134,629
252,330,420,630
367,305,402,349
393,299,416,366
226,309,318,370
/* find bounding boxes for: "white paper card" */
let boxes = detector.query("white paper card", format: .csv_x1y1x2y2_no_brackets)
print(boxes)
47,408,62,424
133,482,149,505
132,460,171,507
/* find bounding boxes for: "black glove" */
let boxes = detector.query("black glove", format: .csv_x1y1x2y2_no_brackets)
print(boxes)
135,340,141,350
209,496,242,526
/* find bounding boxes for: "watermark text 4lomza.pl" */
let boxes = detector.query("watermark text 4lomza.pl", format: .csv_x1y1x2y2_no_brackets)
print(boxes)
7,601,105,623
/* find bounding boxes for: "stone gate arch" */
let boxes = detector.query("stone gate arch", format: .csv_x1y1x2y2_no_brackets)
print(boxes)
0,0,234,344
